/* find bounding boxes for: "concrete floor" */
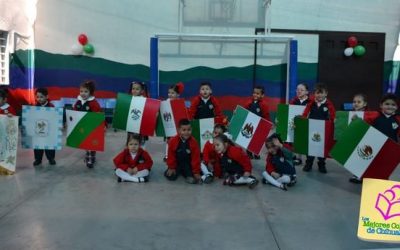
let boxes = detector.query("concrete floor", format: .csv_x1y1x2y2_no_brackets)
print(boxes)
0,130,399,250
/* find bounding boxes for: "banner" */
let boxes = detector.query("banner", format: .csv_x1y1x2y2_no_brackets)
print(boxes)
0,115,18,174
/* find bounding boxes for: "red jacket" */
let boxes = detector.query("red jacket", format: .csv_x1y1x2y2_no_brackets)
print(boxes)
167,135,201,174
188,95,227,125
244,98,270,121
289,96,310,106
219,145,252,173
202,140,222,177
73,97,101,112
302,98,336,120
0,103,16,115
113,148,153,171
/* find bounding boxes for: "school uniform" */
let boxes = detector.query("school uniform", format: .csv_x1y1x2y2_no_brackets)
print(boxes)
34,101,56,164
244,98,271,120
0,103,16,115
302,98,336,173
371,112,400,143
262,147,297,188
201,140,222,181
113,148,153,183
289,96,310,106
189,95,226,125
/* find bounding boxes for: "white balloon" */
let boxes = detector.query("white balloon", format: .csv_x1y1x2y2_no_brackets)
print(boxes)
344,47,354,57
71,44,83,55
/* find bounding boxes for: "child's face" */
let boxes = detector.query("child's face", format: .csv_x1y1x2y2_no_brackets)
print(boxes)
380,99,398,116
213,139,226,154
200,85,212,99
296,85,308,99
36,92,48,105
127,139,140,153
252,88,264,101
178,124,192,140
213,127,223,137
352,96,367,111
314,90,327,102
80,87,90,100
266,142,278,155
131,84,144,96
168,89,179,99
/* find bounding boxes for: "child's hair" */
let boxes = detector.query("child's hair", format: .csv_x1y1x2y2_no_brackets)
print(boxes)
254,85,265,94
380,93,398,105
214,124,227,133
200,81,212,88
298,83,309,91
354,93,367,103
314,83,328,93
178,118,191,127
0,88,7,99
126,133,142,146
265,133,283,147
214,133,235,146
169,82,184,95
129,81,147,96
80,80,96,95
35,87,48,96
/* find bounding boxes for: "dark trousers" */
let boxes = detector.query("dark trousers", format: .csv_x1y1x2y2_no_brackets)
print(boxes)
305,156,326,167
164,162,193,181
34,149,55,161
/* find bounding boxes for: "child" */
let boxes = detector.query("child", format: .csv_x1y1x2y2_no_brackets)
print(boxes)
188,82,227,125
73,80,101,168
213,134,259,189
349,93,368,183
0,89,16,116
244,85,270,159
302,83,335,173
262,134,296,191
165,119,201,184
200,124,226,183
370,94,399,142
33,88,56,166
129,81,148,146
113,133,153,183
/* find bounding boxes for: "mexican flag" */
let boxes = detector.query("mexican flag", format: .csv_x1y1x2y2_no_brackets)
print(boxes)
229,105,273,155
330,119,400,179
113,93,161,136
191,118,214,152
276,104,306,142
294,117,334,157
155,99,188,137
66,110,105,151
334,111,379,140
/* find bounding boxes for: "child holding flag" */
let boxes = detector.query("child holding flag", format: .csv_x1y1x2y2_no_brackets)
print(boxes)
289,83,310,106
165,119,202,184
213,134,259,189
262,134,296,191
370,94,400,143
73,80,101,168
33,88,56,166
128,81,148,147
114,133,153,183
302,83,335,173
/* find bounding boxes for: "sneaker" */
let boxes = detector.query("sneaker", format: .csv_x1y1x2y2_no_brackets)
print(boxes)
349,176,362,184
287,176,297,187
202,174,214,184
117,177,122,183
33,160,42,166
280,184,288,191
318,165,327,174
49,159,56,165
261,178,267,184
85,159,94,168
302,164,312,172
293,159,302,166
248,179,259,189
185,177,198,184
143,176,150,183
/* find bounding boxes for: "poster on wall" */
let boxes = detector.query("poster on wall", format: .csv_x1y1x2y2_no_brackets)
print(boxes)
21,106,63,150
0,115,19,174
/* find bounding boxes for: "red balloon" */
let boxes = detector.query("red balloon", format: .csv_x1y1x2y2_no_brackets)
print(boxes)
78,34,88,45
347,36,358,48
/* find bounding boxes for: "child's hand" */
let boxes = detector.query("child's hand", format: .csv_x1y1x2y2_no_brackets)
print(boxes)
132,167,138,175
271,172,281,179
166,169,176,177
243,171,251,177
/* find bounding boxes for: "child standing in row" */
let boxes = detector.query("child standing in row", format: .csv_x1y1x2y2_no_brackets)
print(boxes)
114,133,153,183
302,83,336,173
129,81,148,148
213,134,259,189
73,80,101,168
165,119,201,184
370,94,399,143
33,88,56,166
189,82,227,125
0,89,16,116
262,134,296,191
244,85,270,159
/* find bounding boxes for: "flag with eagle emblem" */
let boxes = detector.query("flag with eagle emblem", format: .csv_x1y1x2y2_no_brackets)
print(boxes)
334,111,379,140
229,105,273,155
330,119,400,179
66,110,105,151
155,99,188,137
276,104,306,142
191,118,215,152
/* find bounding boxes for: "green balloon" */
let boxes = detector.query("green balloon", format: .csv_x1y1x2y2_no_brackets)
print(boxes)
353,45,366,56
83,44,94,54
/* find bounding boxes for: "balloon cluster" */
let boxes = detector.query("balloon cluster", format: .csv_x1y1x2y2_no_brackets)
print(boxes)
344,36,366,57
71,34,95,56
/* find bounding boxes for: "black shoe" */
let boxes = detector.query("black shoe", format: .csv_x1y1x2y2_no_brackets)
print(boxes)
163,157,167,163
85,159,94,168
293,159,302,166
247,153,254,159
349,176,362,184
318,165,327,174
261,178,267,184
117,177,122,183
248,179,259,189
143,176,149,183
202,174,214,184
49,159,56,165
33,160,42,166
280,184,288,191
303,164,312,172
254,155,260,160
287,176,297,187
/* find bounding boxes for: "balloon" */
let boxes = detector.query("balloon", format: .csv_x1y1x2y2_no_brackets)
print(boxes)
343,47,353,57
78,34,88,45
71,44,83,55
83,43,94,54
353,45,366,56
347,36,358,47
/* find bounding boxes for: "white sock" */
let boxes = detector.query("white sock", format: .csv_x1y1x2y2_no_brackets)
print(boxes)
233,176,254,185
262,171,284,189
115,169,147,183
201,163,212,175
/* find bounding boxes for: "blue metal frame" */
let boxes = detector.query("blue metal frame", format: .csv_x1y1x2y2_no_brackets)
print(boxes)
150,37,159,98
288,40,298,101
